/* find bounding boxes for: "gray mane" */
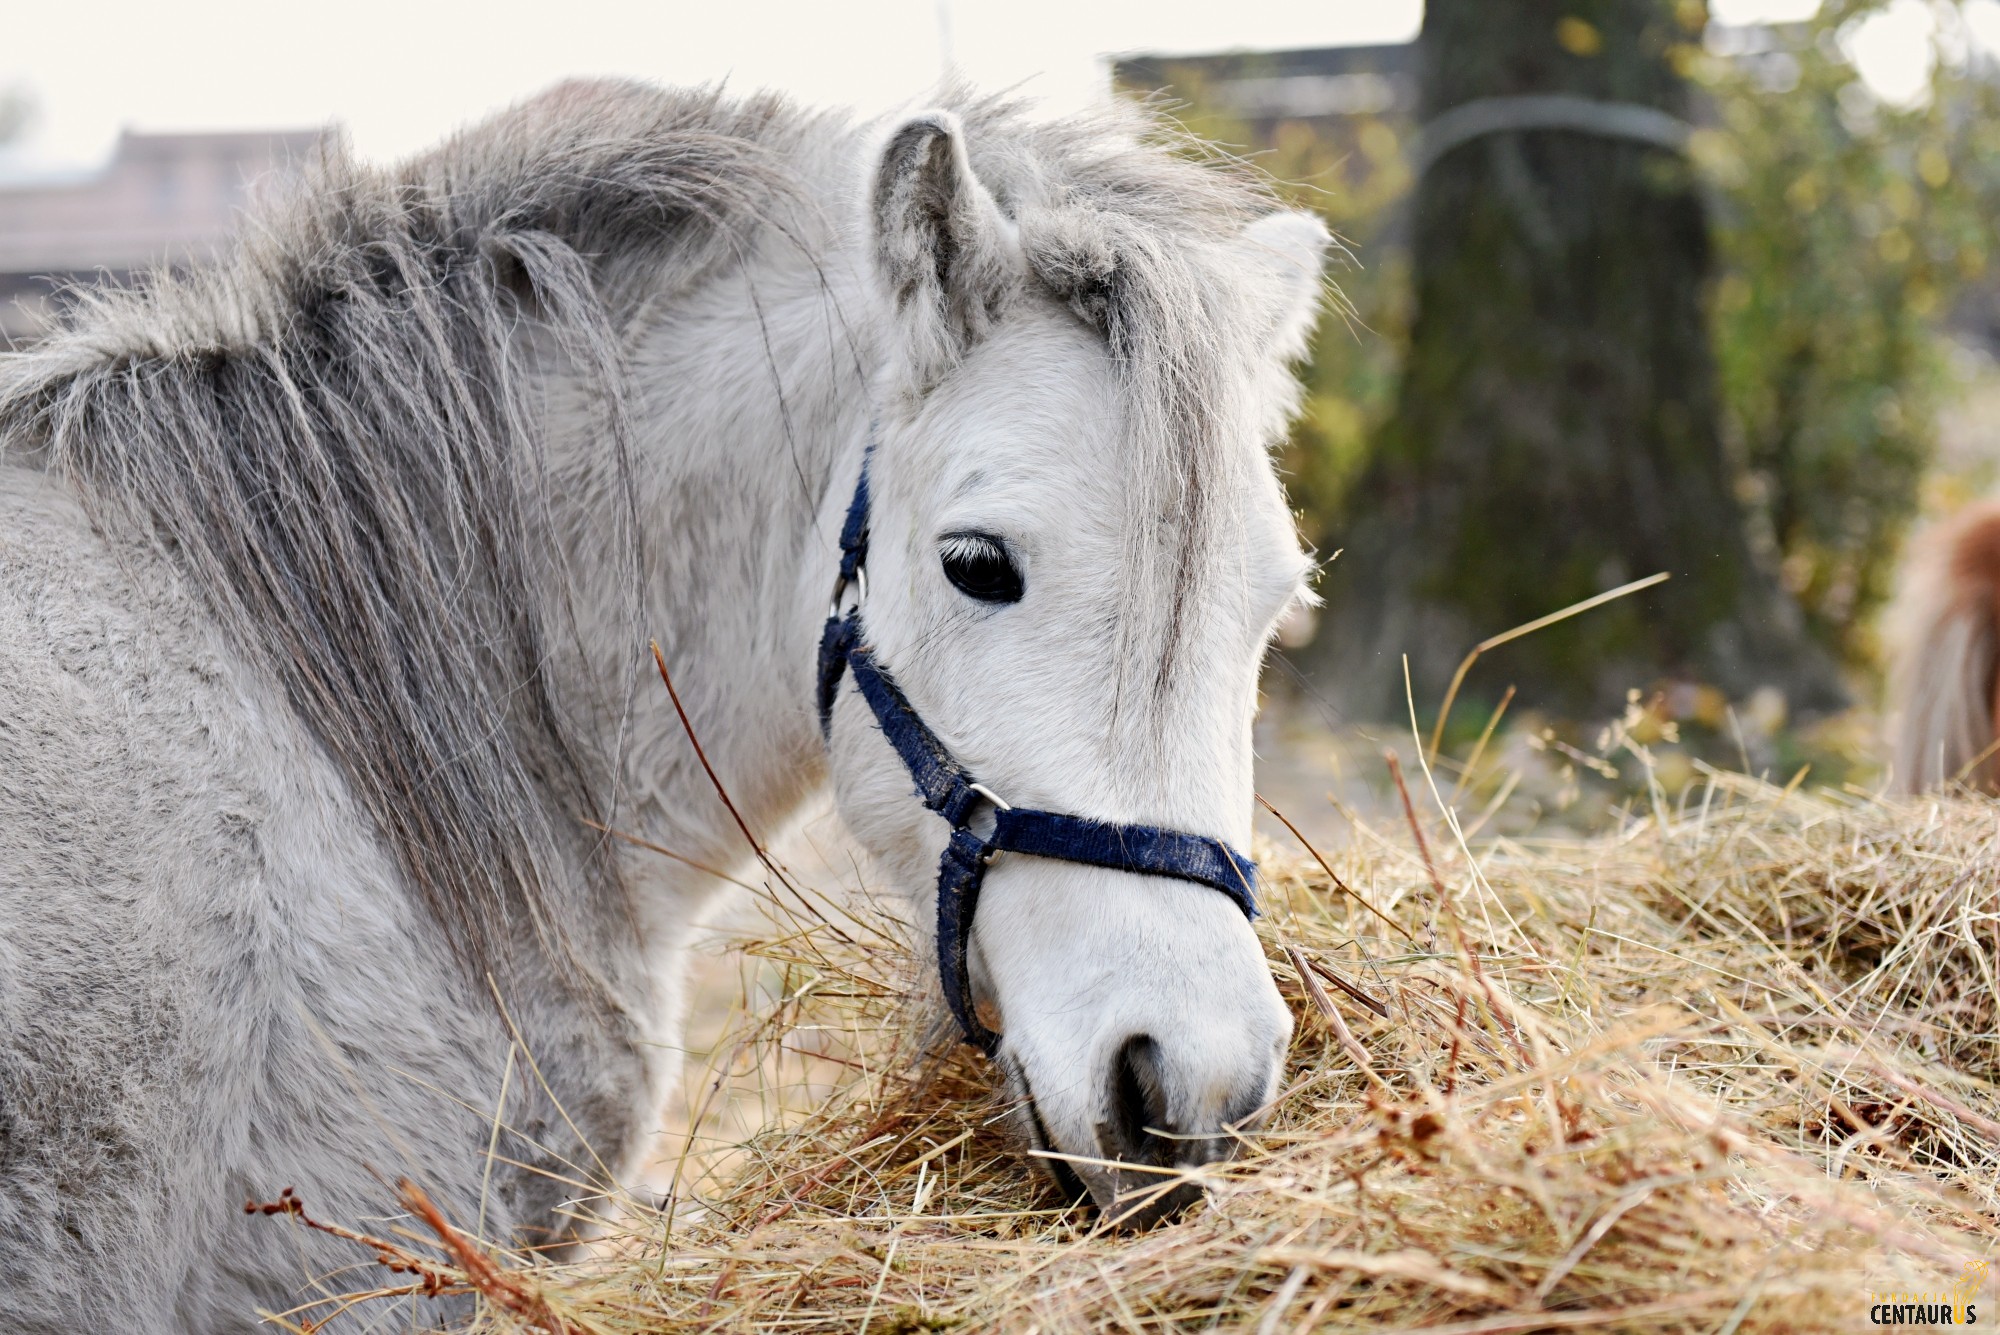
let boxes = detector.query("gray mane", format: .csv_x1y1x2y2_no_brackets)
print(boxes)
0,79,1279,978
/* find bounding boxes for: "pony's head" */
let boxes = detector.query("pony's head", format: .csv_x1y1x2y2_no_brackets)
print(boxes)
823,107,1328,1220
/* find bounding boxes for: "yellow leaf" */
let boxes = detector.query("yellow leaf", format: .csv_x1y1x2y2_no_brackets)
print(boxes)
1556,16,1603,56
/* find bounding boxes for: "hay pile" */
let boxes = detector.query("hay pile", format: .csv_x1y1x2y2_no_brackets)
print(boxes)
293,767,2000,1333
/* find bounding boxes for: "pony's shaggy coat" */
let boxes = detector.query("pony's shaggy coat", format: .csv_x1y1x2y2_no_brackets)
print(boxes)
0,79,1325,1330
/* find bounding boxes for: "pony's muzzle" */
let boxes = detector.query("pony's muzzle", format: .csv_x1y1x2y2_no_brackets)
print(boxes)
1003,1025,1278,1228
1093,1032,1267,1227
969,856,1291,1224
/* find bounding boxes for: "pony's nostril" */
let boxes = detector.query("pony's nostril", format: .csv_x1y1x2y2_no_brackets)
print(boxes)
1105,1034,1173,1165
1098,1033,1209,1227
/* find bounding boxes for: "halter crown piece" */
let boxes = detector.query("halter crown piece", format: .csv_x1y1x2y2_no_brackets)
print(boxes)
815,439,1260,1056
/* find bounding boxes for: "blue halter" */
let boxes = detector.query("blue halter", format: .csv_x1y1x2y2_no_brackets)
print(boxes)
815,445,1259,1056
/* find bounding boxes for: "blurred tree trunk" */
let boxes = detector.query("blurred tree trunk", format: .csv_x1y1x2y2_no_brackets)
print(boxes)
1319,0,1844,722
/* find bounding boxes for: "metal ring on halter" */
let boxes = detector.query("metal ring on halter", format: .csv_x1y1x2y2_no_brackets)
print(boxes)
827,567,869,619
966,781,1010,811
967,782,1011,864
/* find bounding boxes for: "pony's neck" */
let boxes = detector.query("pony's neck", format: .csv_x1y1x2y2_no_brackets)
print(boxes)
544,133,880,976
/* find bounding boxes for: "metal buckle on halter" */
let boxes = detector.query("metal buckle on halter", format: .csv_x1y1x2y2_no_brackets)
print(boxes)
827,565,868,620
967,782,1010,863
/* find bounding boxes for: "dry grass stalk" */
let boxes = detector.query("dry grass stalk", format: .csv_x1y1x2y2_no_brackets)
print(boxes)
278,772,2000,1333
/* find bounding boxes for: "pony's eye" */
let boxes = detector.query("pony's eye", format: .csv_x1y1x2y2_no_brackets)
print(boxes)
939,532,1024,604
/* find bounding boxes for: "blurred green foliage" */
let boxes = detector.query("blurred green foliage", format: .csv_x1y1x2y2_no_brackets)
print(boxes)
1694,0,2000,669
1254,112,1413,549
1145,1,2000,676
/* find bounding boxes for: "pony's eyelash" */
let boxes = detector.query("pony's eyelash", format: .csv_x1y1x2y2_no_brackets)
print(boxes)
939,532,1008,564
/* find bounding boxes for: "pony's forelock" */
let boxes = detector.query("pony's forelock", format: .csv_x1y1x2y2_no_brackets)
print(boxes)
951,91,1295,697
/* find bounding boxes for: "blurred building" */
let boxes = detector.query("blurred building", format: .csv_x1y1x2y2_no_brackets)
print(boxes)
0,128,323,343
1111,41,1417,136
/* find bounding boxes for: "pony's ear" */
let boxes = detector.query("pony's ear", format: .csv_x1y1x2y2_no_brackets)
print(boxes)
1233,211,1332,362
871,111,1018,393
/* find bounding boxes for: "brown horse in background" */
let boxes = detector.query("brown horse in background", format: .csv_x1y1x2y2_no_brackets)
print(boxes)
1891,501,2000,789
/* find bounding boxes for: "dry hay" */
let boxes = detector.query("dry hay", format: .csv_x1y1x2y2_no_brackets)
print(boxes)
268,764,2000,1334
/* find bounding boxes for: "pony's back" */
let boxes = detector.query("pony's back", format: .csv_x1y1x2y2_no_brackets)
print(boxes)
1890,501,2000,790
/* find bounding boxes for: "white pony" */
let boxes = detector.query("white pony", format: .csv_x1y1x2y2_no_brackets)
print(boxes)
0,81,1326,1330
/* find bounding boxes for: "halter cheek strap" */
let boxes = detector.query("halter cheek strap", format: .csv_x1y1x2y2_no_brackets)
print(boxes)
816,445,1258,1056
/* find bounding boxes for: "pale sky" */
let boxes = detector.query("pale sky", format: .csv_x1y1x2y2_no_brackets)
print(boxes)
0,0,1974,176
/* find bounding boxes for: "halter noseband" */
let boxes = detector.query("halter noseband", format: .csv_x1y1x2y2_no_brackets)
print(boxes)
815,443,1259,1056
